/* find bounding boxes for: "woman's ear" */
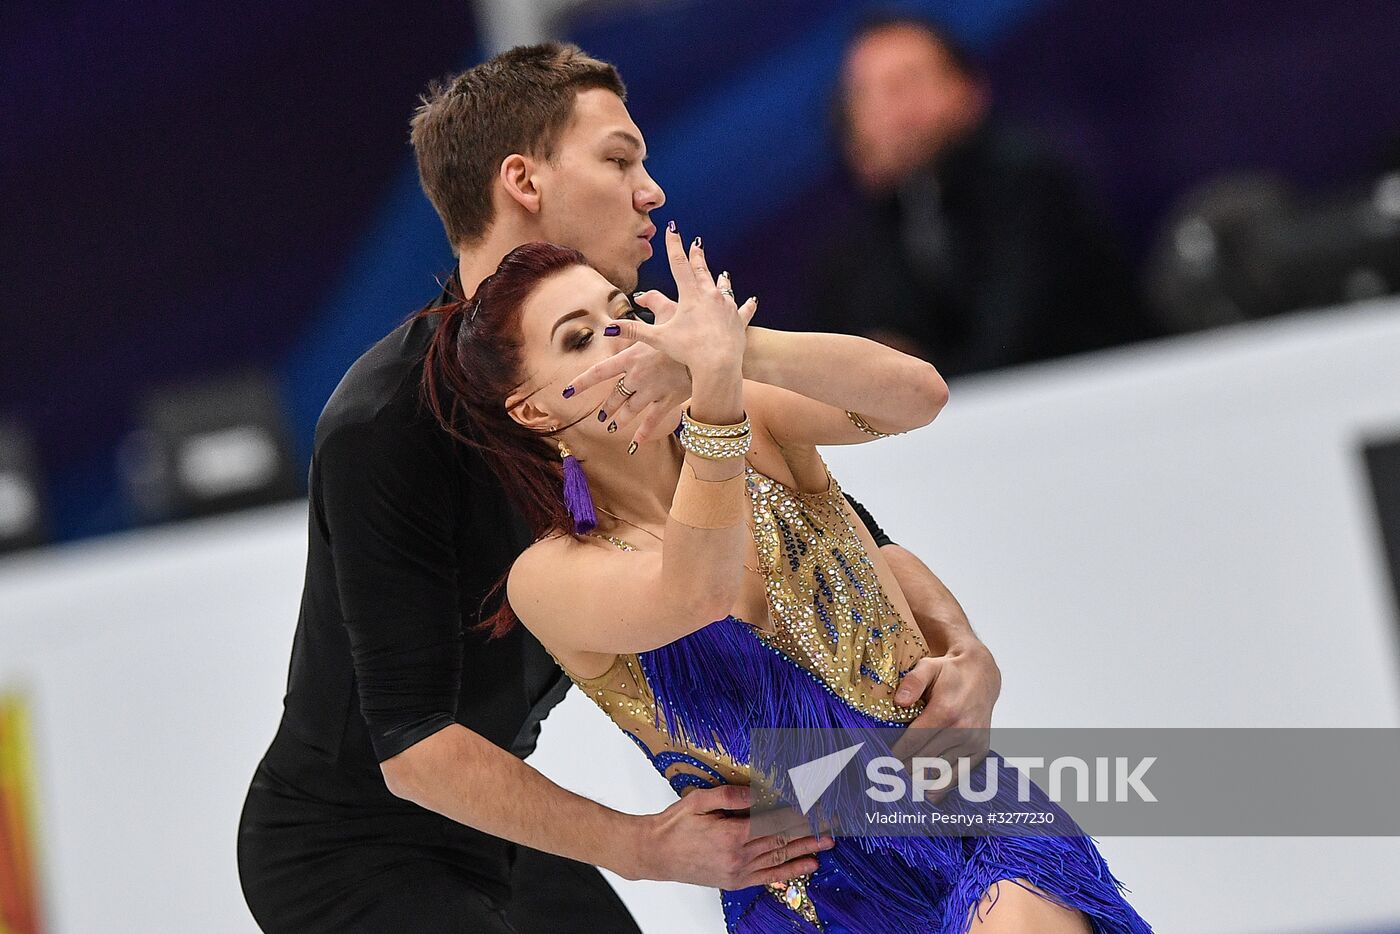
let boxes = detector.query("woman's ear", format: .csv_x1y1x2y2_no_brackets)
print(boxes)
504,390,555,433
499,153,542,215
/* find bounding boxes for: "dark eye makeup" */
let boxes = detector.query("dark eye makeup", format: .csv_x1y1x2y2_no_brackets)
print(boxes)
566,303,646,351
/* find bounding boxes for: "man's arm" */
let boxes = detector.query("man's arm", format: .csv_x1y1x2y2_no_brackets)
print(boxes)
841,493,1001,795
381,724,831,888
842,494,996,663
318,414,827,890
883,545,995,672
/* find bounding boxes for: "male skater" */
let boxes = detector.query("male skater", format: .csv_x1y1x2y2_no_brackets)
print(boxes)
238,42,1001,933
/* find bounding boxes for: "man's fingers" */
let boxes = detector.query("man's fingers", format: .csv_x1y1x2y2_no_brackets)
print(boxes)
894,656,940,707
741,856,822,889
891,722,949,763
927,744,984,803
744,829,832,861
688,782,751,814
747,804,818,843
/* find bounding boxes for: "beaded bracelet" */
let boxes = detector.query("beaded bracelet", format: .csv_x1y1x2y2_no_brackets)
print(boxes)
846,410,904,439
678,427,751,459
682,409,751,438
679,408,752,459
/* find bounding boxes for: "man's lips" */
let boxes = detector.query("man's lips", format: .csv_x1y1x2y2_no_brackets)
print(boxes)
638,224,657,241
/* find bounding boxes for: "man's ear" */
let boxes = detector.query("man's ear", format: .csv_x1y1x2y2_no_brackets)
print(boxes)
499,153,542,215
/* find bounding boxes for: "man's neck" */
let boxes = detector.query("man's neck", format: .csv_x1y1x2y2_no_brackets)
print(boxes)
455,222,536,297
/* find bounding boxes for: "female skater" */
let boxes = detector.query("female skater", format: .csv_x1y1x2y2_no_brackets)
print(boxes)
422,226,1152,933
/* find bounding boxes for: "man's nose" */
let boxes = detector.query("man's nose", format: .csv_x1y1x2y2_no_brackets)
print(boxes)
637,172,665,212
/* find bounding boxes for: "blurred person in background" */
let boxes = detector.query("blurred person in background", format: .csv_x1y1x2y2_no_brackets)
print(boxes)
815,12,1151,375
238,41,1002,933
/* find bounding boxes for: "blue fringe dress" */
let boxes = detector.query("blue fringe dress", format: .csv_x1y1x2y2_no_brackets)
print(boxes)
562,459,1153,933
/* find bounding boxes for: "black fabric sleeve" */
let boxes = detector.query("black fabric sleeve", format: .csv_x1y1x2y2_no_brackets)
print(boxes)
843,491,896,549
317,415,464,762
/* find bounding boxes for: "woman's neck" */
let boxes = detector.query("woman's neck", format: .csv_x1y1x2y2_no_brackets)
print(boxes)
571,429,687,534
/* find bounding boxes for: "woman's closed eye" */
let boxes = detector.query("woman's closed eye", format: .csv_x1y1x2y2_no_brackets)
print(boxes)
568,308,643,350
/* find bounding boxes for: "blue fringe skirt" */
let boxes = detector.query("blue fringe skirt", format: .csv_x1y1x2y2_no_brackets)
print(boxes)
636,616,1154,933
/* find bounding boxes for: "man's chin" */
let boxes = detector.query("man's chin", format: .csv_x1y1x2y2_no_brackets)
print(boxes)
599,260,640,293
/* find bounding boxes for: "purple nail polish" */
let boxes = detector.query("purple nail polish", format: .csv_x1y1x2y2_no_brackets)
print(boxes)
603,324,620,336
598,409,607,421
666,220,676,232
562,385,575,398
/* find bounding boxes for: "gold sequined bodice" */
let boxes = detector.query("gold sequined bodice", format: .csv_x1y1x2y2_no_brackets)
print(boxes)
558,455,928,795
744,461,928,723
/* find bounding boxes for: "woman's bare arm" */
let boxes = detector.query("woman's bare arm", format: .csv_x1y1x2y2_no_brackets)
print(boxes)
741,328,947,448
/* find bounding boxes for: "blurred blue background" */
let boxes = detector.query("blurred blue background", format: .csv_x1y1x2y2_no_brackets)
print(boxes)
4,0,1399,544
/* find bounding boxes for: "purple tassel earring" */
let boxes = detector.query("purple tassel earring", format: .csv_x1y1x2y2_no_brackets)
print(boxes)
557,440,597,534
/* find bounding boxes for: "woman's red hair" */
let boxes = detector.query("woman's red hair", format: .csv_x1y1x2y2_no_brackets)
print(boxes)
414,241,592,637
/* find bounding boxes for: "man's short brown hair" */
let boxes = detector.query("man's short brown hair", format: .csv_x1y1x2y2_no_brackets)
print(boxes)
409,43,626,254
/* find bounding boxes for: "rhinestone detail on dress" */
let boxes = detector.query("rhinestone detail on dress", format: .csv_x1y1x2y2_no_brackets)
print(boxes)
744,462,926,724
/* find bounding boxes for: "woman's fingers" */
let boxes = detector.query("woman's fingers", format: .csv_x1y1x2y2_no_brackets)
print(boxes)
603,384,653,434
738,296,758,325
630,400,687,450
563,342,645,398
664,223,698,300
632,289,678,325
715,271,737,308
600,314,662,349
688,236,717,291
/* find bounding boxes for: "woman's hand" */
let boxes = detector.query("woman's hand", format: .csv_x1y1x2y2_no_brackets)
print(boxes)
603,223,754,378
564,224,757,444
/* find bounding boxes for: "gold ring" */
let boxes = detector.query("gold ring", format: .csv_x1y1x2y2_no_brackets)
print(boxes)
616,377,636,398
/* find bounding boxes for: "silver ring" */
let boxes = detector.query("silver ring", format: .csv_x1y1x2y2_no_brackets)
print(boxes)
719,288,735,298
615,377,636,398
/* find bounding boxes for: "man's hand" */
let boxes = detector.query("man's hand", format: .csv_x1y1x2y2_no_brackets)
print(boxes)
624,784,834,889
872,544,1000,803
889,646,1001,803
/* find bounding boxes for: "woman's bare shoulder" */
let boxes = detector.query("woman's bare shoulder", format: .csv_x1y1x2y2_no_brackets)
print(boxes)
508,533,574,601
508,531,631,602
